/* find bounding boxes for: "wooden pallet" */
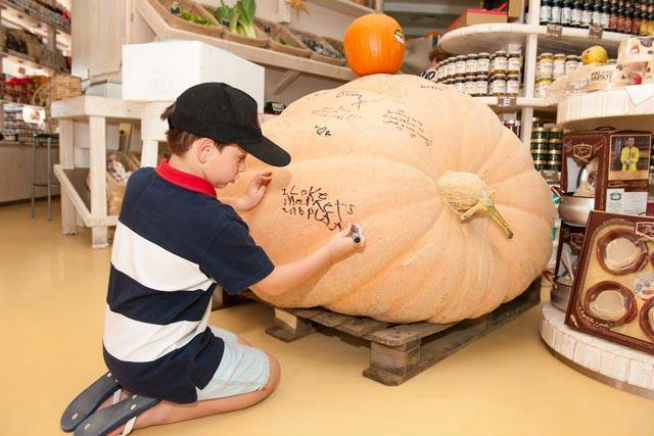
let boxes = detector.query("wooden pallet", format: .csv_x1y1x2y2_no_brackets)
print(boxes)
216,280,541,386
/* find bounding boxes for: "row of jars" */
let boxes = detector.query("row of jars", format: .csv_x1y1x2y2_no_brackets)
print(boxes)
536,53,582,81
539,0,654,36
430,50,523,83
439,72,523,97
531,126,564,172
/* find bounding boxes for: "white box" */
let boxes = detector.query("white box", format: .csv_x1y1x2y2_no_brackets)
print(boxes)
122,40,265,109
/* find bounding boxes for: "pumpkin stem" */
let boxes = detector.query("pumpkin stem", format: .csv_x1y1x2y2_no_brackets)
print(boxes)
437,171,514,239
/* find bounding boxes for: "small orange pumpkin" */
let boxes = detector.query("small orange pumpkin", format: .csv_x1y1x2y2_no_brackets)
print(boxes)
344,13,405,77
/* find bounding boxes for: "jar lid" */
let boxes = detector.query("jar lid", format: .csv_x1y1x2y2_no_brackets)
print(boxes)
539,52,553,58
554,53,567,59
549,127,563,132
494,50,507,56
478,52,490,57
467,53,478,59
490,74,507,80
507,73,521,79
475,73,489,79
533,127,549,132
508,50,522,57
537,78,554,84
455,55,465,61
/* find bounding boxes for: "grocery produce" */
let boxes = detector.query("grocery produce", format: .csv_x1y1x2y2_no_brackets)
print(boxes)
581,45,609,64
344,14,405,76
224,74,554,323
212,0,257,37
168,1,212,25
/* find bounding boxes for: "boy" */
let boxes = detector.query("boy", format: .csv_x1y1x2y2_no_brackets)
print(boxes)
62,83,365,436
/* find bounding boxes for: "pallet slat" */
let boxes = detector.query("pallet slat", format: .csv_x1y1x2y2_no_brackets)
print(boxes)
365,322,455,346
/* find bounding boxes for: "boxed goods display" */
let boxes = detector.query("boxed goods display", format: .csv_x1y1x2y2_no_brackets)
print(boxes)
562,130,652,216
445,8,507,32
566,210,654,354
615,36,654,86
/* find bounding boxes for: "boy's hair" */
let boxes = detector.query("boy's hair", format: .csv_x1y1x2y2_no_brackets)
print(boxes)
160,103,226,155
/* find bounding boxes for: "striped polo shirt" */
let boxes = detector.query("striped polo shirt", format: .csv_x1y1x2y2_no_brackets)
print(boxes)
102,160,274,403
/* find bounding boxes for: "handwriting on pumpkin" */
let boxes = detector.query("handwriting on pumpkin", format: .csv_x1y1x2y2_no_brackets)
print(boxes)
282,185,355,231
311,107,362,121
382,108,432,147
315,125,332,136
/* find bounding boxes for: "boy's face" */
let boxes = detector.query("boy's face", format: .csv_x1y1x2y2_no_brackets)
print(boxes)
200,142,247,189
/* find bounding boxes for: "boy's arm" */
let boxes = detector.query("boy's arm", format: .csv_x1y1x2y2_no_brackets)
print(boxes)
251,224,365,297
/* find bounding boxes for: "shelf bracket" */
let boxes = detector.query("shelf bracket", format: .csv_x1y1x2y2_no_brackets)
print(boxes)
271,70,301,96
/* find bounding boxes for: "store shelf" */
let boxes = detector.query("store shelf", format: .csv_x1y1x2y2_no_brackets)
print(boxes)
51,96,144,122
540,303,654,399
136,0,356,82
0,0,70,34
306,0,375,17
0,2,71,51
0,48,56,73
556,85,654,131
440,23,628,56
475,96,557,113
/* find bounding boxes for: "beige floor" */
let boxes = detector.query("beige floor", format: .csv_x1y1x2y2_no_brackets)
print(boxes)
0,201,652,436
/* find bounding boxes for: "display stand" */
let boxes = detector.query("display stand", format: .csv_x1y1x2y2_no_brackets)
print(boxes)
540,303,654,399
437,0,630,148
51,96,143,249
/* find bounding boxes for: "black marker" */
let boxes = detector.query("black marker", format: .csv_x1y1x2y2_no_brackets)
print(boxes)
349,224,362,244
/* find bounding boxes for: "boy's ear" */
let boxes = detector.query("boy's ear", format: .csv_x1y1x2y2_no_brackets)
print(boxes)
194,138,218,163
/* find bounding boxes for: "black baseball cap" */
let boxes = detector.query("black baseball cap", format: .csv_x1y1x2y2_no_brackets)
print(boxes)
167,82,290,167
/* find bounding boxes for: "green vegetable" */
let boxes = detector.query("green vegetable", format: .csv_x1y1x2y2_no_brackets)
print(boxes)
168,1,181,15
170,2,211,26
212,0,257,38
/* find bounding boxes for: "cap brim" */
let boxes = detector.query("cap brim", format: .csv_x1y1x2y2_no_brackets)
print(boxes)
241,136,291,167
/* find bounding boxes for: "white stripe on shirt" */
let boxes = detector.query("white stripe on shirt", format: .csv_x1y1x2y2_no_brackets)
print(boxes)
111,221,214,292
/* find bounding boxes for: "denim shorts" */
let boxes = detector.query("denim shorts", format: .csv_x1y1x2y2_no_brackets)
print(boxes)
195,326,271,400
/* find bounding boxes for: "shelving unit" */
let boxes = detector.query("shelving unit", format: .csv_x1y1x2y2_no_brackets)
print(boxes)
136,0,356,82
475,96,557,113
440,23,627,57
306,0,377,17
0,0,71,52
557,84,654,131
437,0,631,149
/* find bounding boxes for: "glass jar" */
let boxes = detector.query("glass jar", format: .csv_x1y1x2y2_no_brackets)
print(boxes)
536,52,554,80
553,53,567,78
506,73,521,96
477,52,491,73
463,74,476,95
465,54,478,74
535,78,554,98
489,73,507,96
490,51,508,74
508,51,522,74
562,0,573,24
455,55,466,75
446,59,456,78
454,76,465,93
531,127,550,141
475,73,489,96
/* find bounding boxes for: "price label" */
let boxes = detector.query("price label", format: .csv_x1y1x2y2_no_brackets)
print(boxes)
546,23,563,39
589,24,603,39
497,96,517,108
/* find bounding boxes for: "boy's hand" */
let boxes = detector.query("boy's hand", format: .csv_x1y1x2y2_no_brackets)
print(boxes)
325,223,366,264
239,172,273,212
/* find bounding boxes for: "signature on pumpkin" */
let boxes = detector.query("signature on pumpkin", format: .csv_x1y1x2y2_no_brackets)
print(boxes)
382,109,432,147
282,185,355,231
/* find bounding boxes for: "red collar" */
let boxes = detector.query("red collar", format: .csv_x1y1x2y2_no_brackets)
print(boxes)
155,159,217,198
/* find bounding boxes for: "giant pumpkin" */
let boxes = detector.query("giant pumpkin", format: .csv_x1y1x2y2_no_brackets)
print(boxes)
225,74,554,323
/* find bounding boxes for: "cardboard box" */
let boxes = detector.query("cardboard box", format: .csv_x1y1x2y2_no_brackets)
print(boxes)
122,40,265,109
562,130,652,217
445,8,507,33
507,0,523,20
565,210,654,354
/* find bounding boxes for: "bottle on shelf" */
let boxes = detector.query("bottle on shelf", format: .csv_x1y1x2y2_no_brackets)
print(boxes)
562,0,573,24
592,0,603,25
581,0,593,27
541,0,553,24
552,0,563,23
571,0,584,26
